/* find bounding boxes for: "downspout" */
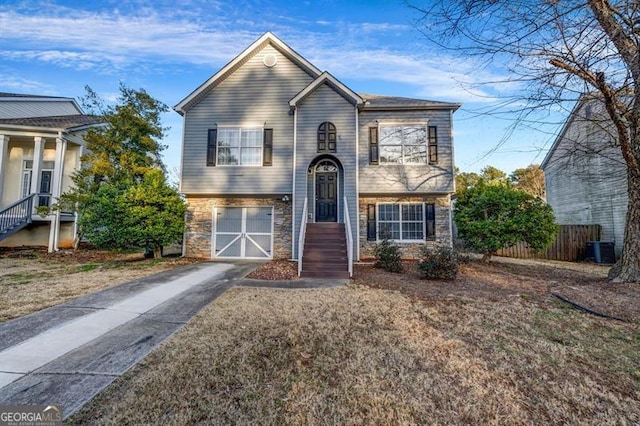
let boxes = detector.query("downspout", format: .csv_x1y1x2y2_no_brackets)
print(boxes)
449,109,456,247
354,104,360,260
180,113,187,257
291,106,298,260
449,194,454,247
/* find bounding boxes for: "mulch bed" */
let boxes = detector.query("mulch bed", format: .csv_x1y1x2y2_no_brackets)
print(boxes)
246,259,300,280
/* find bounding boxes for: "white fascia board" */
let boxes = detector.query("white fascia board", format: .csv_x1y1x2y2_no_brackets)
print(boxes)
0,124,64,136
174,32,323,115
289,71,364,108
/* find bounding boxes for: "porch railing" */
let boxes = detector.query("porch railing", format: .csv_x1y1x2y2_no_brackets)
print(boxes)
0,194,36,241
297,197,308,277
343,196,353,277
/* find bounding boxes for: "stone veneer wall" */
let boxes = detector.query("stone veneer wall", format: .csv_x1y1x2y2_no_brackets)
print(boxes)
184,197,292,259
358,195,452,259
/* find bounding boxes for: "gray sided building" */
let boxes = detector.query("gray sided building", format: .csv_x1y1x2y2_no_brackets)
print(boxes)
542,94,628,257
175,32,460,276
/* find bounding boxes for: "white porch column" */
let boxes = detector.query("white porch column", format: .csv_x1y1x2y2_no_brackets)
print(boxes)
48,137,67,252
51,137,67,200
0,135,9,206
30,137,45,198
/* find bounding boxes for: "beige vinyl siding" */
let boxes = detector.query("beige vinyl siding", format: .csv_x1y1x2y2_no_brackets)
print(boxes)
292,83,358,258
181,44,314,194
358,109,455,194
0,101,80,119
544,101,627,256
1,138,80,207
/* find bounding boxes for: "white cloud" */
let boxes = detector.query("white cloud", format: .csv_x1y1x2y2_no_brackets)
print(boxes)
0,76,57,94
0,3,514,103
359,22,411,32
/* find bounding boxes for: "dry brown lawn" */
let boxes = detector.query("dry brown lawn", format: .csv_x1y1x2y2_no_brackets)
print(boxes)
0,248,200,322
69,260,640,425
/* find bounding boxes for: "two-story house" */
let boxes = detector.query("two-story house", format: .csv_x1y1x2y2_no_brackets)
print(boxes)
542,93,628,257
0,93,100,251
176,32,460,277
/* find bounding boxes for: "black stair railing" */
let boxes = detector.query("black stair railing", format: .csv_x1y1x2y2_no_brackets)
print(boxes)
0,194,36,239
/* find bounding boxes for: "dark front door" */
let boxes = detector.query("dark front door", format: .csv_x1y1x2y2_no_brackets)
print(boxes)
316,172,337,222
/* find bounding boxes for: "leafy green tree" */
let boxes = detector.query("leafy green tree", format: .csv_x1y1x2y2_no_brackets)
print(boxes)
480,166,507,184
80,171,186,258
455,183,557,260
455,168,480,195
456,166,507,196
510,164,546,200
67,84,167,201
61,85,186,257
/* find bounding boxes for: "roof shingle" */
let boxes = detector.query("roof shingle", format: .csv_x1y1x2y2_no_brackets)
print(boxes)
359,93,460,110
0,114,102,130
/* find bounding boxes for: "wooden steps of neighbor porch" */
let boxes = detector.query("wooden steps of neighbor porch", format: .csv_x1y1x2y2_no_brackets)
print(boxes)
301,222,350,279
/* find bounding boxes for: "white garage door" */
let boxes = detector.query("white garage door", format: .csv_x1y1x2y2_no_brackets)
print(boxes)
213,207,273,259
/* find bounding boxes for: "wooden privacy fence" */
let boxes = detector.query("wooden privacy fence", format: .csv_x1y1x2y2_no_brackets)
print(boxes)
497,224,601,261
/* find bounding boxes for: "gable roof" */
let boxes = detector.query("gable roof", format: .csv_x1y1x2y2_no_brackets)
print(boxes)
174,32,322,115
0,92,68,99
289,72,364,109
360,93,461,111
541,95,589,170
0,114,102,131
0,92,82,113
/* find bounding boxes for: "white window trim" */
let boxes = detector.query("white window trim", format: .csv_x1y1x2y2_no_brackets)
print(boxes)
215,126,264,167
22,159,54,198
377,123,430,165
376,202,426,243
311,159,340,223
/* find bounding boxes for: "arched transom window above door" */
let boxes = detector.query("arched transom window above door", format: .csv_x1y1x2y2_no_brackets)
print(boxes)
317,122,337,152
315,159,338,172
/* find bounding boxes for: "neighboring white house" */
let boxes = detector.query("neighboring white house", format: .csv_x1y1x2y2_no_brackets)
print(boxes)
175,32,460,277
542,94,628,257
0,93,101,251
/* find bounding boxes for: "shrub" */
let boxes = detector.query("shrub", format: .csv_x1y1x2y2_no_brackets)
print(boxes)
453,240,474,264
373,239,403,273
417,245,458,280
455,182,557,260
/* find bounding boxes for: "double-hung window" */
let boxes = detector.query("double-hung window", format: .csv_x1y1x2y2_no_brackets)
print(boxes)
374,202,435,242
207,127,273,166
379,125,428,164
217,127,262,166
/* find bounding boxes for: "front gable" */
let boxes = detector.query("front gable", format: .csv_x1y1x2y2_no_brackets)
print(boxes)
175,32,322,115
289,72,364,110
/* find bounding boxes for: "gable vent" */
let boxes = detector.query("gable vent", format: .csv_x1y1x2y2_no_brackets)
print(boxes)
263,53,278,68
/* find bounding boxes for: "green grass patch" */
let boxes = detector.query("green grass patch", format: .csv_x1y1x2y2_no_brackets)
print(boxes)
74,263,102,273
2,272,53,286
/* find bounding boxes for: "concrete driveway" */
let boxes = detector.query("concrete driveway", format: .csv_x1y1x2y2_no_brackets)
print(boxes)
0,261,259,419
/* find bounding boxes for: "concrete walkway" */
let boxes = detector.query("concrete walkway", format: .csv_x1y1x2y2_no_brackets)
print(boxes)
0,261,348,419
0,261,259,418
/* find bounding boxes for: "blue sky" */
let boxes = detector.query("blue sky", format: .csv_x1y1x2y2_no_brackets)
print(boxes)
0,0,561,176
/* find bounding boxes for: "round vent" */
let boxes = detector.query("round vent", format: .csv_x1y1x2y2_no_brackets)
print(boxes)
263,53,278,68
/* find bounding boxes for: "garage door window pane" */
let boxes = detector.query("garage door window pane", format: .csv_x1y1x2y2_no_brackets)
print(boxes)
216,208,242,233
215,234,241,257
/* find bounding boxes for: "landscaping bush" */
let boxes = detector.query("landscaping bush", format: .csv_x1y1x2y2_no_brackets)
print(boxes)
373,239,403,273
417,245,458,280
453,239,474,264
